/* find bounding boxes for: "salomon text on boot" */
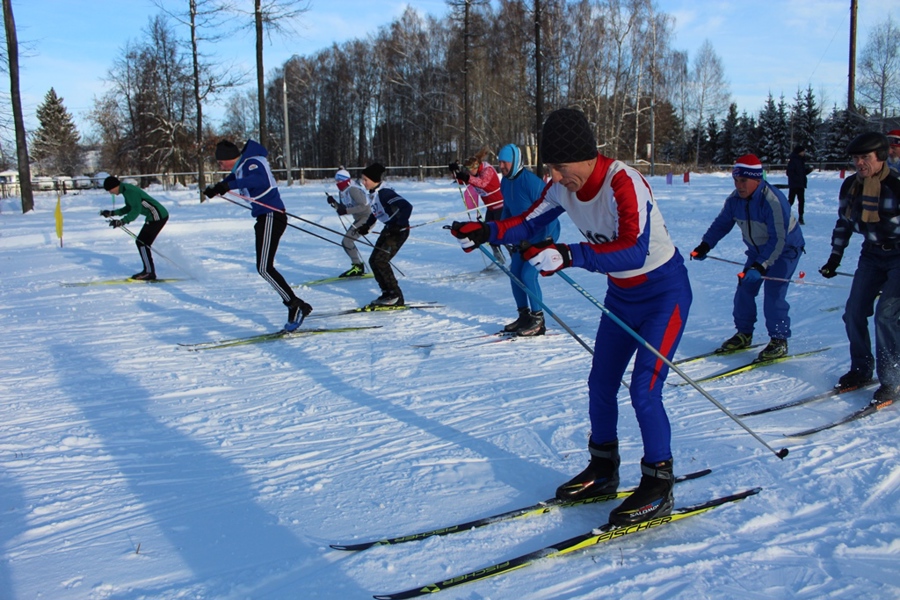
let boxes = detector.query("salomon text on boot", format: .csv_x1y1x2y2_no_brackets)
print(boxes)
555,440,620,501
609,459,674,526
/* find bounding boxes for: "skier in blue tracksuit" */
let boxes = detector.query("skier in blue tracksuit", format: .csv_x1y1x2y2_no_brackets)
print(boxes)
497,143,560,336
692,154,804,361
204,139,312,331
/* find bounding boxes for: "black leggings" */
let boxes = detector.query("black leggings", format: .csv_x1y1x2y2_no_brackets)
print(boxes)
255,212,296,304
136,217,167,273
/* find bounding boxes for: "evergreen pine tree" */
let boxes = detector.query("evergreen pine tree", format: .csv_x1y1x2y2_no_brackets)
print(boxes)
734,111,758,157
30,88,82,176
819,105,865,163
715,103,739,165
757,93,788,164
790,87,821,158
772,94,790,163
702,115,719,165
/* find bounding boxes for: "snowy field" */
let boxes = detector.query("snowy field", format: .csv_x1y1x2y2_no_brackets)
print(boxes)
0,170,898,600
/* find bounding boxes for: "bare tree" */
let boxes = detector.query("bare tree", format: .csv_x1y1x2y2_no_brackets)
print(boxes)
857,16,900,123
155,0,243,200
2,0,32,212
236,0,309,149
689,39,730,165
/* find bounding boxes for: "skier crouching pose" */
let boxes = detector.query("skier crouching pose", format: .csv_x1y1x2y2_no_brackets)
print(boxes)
451,108,692,526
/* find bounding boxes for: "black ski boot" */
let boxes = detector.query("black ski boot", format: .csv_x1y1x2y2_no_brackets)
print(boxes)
555,440,620,501
517,311,546,337
504,307,531,333
609,459,674,526
285,298,313,331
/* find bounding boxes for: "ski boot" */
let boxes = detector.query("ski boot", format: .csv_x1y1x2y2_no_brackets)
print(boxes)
609,459,674,526
504,308,531,333
555,440,620,501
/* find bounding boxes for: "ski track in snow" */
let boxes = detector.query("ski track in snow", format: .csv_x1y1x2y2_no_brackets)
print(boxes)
1,173,898,599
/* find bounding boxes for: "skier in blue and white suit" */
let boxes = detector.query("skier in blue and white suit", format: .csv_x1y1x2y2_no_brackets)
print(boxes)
204,139,312,331
452,108,692,527
691,154,804,362
496,143,560,336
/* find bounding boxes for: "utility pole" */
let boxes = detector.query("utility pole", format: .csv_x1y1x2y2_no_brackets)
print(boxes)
848,0,857,112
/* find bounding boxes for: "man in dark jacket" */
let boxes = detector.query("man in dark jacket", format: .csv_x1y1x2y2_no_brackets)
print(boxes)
820,132,900,404
786,145,813,225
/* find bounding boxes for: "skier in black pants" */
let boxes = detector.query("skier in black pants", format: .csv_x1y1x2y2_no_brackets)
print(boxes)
101,175,169,280
355,163,412,307
204,139,312,331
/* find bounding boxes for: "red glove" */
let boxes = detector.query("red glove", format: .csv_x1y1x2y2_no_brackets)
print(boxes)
449,221,490,252
522,240,571,276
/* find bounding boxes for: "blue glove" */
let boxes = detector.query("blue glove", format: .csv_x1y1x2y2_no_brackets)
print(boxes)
740,262,766,284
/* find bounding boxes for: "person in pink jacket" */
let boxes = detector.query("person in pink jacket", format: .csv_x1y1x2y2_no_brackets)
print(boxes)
449,147,506,264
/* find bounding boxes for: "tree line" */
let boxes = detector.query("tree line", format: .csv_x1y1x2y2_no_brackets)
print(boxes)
16,2,900,197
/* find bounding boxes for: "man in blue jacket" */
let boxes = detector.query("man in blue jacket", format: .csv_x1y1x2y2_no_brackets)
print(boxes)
692,154,805,361
496,143,559,336
204,139,312,331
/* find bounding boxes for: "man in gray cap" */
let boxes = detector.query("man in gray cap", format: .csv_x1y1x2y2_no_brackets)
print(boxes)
820,131,900,404
450,108,692,526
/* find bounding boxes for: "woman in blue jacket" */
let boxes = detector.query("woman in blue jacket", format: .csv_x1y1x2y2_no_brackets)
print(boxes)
496,143,560,336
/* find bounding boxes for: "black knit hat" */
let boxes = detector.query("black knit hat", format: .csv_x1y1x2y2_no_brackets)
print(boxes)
540,108,598,164
103,176,121,191
361,162,386,183
215,140,241,160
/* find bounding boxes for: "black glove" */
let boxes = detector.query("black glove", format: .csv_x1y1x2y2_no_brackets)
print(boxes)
448,161,460,174
819,255,841,279
355,221,371,236
335,203,348,216
204,181,230,199
99,209,113,218
449,220,491,252
690,241,710,261
108,219,124,228
455,167,470,184
326,194,338,208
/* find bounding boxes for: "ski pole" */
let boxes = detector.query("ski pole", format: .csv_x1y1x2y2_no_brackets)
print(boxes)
117,225,191,277
471,240,593,356
408,198,504,229
736,270,844,288
224,190,379,250
555,270,789,460
474,244,630,389
219,194,346,249
325,192,405,278
700,254,843,288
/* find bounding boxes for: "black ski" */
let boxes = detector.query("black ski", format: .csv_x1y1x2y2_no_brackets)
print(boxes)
672,343,765,366
330,469,711,551
371,488,762,599
306,302,442,320
738,381,878,417
178,325,381,350
785,397,894,437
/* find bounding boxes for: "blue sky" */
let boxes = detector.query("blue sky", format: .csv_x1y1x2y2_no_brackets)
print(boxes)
13,0,900,136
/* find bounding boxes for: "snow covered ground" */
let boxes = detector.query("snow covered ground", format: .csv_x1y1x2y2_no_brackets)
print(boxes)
0,171,898,600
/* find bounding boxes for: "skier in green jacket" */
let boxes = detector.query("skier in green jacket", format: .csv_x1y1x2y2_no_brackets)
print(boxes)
100,176,169,280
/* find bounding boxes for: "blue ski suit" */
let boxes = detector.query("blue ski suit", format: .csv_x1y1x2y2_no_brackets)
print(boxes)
701,180,804,340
